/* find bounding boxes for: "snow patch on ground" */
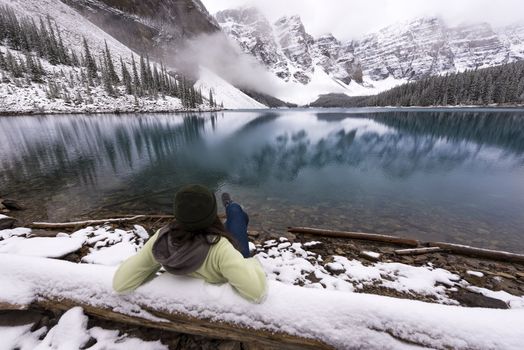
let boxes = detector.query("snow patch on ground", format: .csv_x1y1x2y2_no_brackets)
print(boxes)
0,236,85,258
0,307,167,350
255,239,522,307
0,225,148,264
76,225,148,265
0,227,31,240
0,324,44,350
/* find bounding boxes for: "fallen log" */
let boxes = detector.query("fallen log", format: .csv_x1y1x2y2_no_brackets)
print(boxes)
395,247,443,256
30,214,229,229
428,242,524,264
31,298,328,350
29,215,175,229
288,227,420,247
1,254,521,350
0,302,28,311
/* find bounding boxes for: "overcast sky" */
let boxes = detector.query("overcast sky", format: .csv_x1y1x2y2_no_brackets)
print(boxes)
202,0,524,41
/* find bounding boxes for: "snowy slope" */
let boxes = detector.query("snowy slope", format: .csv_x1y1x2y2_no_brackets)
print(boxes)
195,67,266,109
3,0,136,67
0,0,267,112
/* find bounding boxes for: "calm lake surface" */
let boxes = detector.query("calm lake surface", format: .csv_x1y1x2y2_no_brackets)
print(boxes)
1,108,523,252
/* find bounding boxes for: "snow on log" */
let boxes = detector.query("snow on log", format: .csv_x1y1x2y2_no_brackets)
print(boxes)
1,254,523,349
288,227,420,246
394,247,443,255
428,242,524,264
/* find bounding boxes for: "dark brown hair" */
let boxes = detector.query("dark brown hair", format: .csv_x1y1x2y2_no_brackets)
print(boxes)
161,216,241,252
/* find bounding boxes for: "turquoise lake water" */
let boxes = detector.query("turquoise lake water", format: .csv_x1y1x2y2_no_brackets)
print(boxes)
1,108,523,252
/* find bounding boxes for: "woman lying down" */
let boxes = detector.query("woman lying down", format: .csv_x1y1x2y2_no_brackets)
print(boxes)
112,184,267,303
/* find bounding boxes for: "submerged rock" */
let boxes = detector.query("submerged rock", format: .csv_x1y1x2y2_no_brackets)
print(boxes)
0,214,16,230
1,198,25,211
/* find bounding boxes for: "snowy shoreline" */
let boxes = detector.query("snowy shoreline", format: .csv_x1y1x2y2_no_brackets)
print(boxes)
0,107,225,117
1,218,524,349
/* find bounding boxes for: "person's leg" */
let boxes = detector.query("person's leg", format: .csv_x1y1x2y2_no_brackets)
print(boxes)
225,202,250,258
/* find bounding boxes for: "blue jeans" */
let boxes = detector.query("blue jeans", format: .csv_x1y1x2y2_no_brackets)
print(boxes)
225,202,250,258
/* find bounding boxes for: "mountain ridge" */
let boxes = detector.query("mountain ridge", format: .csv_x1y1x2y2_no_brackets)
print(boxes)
215,6,524,102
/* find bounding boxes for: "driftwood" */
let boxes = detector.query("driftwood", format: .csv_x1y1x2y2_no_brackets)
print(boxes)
428,242,524,264
29,215,175,229
288,227,420,247
395,247,443,255
288,226,524,264
30,214,231,229
3,297,331,350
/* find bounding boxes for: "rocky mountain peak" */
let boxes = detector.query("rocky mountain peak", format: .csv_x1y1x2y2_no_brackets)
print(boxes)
215,6,266,24
274,15,314,83
215,8,524,102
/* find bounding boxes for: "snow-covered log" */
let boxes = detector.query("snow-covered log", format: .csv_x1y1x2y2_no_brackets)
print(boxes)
29,299,326,350
1,254,523,349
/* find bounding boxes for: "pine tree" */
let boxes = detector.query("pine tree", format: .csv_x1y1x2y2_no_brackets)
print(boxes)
153,64,160,93
131,55,141,96
70,49,79,67
46,16,59,65
82,37,97,81
25,51,43,82
104,40,119,84
139,55,148,95
209,88,215,108
101,55,115,96
0,51,6,71
55,23,69,65
120,57,132,94
146,55,153,92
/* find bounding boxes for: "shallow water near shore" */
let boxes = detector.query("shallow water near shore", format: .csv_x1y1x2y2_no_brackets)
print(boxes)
1,108,524,252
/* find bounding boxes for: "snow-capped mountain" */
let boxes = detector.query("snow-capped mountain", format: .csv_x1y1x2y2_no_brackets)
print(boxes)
216,7,362,87
215,7,524,103
356,17,522,80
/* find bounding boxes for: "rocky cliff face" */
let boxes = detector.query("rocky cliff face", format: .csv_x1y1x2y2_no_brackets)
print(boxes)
215,7,362,86
215,8,524,86
63,0,220,60
357,17,515,80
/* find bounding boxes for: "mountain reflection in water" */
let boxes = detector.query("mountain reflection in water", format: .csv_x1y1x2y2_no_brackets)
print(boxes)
0,109,523,252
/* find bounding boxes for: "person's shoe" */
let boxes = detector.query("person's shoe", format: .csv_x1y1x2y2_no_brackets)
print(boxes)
221,192,232,208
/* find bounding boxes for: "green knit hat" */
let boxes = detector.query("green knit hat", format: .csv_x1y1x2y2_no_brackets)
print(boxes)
174,184,217,231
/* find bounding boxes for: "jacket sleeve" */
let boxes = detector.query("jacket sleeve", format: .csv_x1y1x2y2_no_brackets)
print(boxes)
215,239,268,303
112,231,161,293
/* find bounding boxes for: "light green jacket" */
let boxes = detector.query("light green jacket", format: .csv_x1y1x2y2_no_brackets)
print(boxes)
112,232,267,303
